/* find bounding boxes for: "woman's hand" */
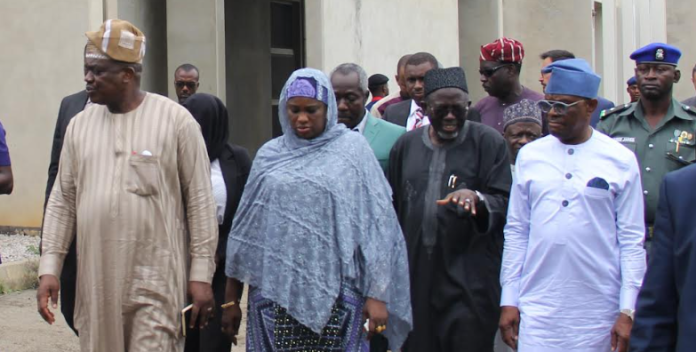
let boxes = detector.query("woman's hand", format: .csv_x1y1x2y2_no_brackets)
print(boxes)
363,297,389,339
221,277,244,344
221,302,242,345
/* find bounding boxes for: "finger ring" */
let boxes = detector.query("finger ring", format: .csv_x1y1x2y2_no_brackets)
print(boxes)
207,307,213,312
376,325,387,333
464,198,472,203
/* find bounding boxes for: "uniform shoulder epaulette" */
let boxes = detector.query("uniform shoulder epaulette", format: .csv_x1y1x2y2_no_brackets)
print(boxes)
599,103,632,120
681,104,696,116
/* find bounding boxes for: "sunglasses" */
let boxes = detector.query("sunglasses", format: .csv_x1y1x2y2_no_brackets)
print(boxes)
431,104,469,117
537,100,583,115
175,81,197,89
479,64,513,77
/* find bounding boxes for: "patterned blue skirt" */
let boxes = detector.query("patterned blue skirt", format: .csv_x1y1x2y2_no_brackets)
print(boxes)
246,284,369,352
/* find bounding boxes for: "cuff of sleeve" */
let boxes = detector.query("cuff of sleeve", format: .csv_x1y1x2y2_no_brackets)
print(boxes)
38,254,64,278
620,287,639,311
473,191,493,233
189,257,214,284
476,191,490,212
501,282,520,307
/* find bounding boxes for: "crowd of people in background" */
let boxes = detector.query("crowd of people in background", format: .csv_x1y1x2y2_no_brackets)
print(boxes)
0,17,691,352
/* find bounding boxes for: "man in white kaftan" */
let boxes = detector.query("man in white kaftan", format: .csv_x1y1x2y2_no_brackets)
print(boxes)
499,59,646,352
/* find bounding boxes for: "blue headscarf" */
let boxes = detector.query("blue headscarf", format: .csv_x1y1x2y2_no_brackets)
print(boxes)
225,68,412,349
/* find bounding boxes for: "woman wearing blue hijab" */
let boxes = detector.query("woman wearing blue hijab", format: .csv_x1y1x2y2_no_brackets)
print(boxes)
221,68,412,351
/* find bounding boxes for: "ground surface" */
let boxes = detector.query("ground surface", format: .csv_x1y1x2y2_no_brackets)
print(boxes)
0,289,248,352
0,234,40,263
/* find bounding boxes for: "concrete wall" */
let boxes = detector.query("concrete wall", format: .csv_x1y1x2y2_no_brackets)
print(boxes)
505,0,594,99
118,0,168,95
0,0,95,227
667,0,696,101
458,0,500,102
167,0,226,103
305,0,461,96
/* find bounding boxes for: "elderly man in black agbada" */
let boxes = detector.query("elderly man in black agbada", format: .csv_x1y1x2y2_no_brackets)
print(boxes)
388,67,511,352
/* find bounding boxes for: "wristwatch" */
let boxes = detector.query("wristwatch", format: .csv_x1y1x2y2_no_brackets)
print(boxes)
620,309,635,321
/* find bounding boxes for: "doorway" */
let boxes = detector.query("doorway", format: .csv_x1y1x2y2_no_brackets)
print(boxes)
225,0,305,155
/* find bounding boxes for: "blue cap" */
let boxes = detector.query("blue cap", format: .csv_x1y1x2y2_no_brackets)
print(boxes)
630,43,681,66
626,76,637,86
542,58,601,99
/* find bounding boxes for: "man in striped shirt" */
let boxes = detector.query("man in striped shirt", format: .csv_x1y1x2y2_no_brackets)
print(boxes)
37,19,218,352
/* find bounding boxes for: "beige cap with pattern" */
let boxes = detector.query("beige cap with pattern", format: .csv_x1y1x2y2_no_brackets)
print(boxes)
85,19,146,63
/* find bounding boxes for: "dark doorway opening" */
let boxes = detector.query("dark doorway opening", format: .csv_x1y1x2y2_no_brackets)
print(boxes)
225,0,305,155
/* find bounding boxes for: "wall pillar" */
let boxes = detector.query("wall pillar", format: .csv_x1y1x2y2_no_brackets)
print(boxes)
166,0,226,102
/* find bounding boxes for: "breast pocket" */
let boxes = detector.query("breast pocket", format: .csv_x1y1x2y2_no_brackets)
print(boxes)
583,186,612,199
665,140,696,166
126,155,160,196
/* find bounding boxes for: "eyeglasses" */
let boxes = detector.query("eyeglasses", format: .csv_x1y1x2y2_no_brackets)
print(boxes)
175,81,197,89
537,100,583,115
479,64,513,77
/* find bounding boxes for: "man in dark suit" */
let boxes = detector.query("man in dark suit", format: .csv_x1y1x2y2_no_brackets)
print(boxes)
383,52,438,130
630,164,696,352
384,53,481,130
43,89,89,335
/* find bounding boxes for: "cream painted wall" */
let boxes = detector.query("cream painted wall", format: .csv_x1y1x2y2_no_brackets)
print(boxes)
504,0,594,99
166,0,226,103
0,1,94,227
305,0,460,95
458,0,500,103
667,0,696,101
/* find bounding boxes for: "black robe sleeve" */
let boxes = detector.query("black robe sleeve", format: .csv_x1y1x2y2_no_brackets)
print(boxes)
387,133,406,212
473,127,512,234
45,99,70,207
218,144,252,260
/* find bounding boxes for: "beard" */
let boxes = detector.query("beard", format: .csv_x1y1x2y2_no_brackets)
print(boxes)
437,130,459,140
434,118,464,140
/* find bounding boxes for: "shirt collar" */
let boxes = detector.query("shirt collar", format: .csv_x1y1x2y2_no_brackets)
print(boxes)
409,99,423,116
353,109,370,134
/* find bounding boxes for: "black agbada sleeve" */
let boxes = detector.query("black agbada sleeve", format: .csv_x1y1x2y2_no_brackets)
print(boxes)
472,128,512,234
